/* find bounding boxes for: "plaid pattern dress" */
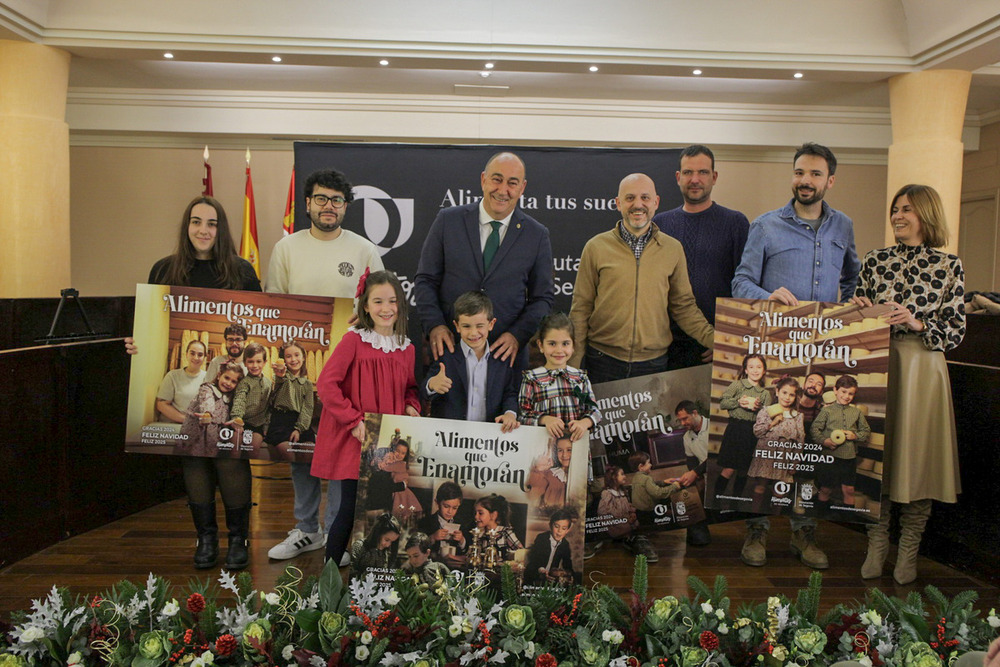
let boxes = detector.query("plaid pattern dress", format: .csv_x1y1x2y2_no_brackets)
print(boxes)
518,366,602,427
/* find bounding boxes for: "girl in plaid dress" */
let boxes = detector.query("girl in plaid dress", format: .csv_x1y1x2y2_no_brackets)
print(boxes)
518,313,601,441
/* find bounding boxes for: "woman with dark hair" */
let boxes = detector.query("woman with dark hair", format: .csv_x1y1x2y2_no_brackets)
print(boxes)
148,196,261,289
851,183,965,585
140,196,261,570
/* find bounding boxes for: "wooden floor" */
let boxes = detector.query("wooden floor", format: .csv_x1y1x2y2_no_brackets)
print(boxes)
1,461,994,617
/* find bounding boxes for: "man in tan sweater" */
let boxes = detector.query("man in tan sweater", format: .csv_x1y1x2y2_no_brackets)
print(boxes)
569,173,714,384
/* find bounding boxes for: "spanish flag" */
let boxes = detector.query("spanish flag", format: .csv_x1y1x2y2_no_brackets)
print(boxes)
240,148,260,277
282,168,295,236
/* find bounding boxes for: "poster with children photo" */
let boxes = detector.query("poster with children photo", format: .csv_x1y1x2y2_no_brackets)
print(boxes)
125,284,353,461
348,413,588,594
587,365,713,543
705,297,893,524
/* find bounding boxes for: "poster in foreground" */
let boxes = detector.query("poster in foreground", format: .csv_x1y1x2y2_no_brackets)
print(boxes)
125,284,351,461
705,297,892,524
586,365,713,540
348,414,588,594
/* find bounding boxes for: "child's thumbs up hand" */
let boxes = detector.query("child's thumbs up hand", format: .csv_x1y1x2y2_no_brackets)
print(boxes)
428,362,452,394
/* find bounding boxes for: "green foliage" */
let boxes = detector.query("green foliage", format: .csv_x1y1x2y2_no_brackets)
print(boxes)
632,554,648,604
686,575,712,602
794,571,823,624
318,559,343,613
500,564,519,604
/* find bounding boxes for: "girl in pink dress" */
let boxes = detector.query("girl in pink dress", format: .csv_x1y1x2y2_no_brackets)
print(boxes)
313,270,421,564
379,439,423,522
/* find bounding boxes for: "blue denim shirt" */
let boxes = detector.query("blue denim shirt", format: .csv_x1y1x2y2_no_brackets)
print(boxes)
731,200,860,302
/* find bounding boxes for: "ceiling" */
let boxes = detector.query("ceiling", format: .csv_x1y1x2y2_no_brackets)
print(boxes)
3,0,1000,151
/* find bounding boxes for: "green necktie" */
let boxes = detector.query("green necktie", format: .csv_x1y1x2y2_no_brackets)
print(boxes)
483,220,501,271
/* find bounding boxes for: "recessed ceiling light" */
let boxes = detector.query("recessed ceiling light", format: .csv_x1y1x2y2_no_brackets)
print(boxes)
379,59,389,66
589,65,599,72
793,72,804,79
163,52,174,59
480,70,491,78
692,69,702,76
485,62,494,69
272,56,282,63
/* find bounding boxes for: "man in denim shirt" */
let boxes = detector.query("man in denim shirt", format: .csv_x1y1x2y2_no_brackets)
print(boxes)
729,142,860,571
732,142,860,306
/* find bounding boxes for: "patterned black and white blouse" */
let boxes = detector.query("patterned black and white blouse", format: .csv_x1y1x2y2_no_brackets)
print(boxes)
854,243,965,352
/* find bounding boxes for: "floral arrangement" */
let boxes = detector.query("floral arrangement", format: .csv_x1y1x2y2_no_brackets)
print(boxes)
2,558,997,667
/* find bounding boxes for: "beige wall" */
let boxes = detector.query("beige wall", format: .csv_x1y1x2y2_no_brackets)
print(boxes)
69,145,888,296
959,120,1000,293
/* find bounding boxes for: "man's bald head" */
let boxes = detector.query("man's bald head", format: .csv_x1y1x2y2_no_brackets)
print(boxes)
616,173,660,235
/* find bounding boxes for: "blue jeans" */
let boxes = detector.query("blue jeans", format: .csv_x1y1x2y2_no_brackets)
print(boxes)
583,347,669,384
291,460,338,534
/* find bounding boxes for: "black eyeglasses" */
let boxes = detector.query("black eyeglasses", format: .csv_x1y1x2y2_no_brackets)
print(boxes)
310,194,347,208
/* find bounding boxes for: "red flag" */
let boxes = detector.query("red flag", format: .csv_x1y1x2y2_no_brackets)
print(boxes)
240,149,260,277
202,145,213,196
282,168,295,236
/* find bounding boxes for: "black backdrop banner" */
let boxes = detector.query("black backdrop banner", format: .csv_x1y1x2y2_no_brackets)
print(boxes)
293,143,683,319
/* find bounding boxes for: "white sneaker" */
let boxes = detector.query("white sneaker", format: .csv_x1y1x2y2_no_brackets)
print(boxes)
339,551,351,567
267,528,325,560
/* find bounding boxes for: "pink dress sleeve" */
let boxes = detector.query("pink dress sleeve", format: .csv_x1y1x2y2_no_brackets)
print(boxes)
316,331,363,428
403,345,421,414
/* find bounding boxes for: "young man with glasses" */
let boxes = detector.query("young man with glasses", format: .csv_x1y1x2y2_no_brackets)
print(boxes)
205,323,249,380
265,169,383,297
264,169,384,562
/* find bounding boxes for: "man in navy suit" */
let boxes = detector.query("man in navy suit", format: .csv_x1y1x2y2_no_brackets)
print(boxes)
420,291,520,430
414,151,554,369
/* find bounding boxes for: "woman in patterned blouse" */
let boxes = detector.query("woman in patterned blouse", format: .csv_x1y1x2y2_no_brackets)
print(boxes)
851,184,965,585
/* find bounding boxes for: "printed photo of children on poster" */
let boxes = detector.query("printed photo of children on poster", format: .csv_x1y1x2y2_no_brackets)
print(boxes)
705,297,893,524
125,284,350,461
586,366,712,545
348,414,587,594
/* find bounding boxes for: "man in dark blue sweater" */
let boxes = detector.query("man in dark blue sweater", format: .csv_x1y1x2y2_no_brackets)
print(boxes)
652,145,749,370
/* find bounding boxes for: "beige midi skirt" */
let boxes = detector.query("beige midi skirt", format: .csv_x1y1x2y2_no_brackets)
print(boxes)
884,334,961,503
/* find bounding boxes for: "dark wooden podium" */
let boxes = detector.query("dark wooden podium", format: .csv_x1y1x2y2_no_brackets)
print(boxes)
0,296,184,569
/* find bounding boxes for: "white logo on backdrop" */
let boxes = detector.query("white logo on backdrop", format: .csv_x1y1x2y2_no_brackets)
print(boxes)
352,185,414,256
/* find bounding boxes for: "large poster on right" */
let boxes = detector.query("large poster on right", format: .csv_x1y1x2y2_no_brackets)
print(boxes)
705,298,893,524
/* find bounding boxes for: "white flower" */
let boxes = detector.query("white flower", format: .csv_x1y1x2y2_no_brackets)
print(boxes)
360,630,373,645
162,599,180,617
860,610,882,627
355,645,370,660
190,650,215,667
601,629,624,645
715,609,725,620
264,593,280,606
67,651,84,667
988,609,1000,629
20,626,45,643
308,657,325,667
524,641,535,659
701,602,714,614
281,645,295,661
717,623,729,635
449,624,463,638
386,591,400,605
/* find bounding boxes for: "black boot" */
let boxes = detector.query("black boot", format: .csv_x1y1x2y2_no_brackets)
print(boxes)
189,502,218,569
224,503,252,570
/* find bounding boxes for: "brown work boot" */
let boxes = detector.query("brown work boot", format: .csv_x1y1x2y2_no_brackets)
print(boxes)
740,524,768,567
790,526,829,570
